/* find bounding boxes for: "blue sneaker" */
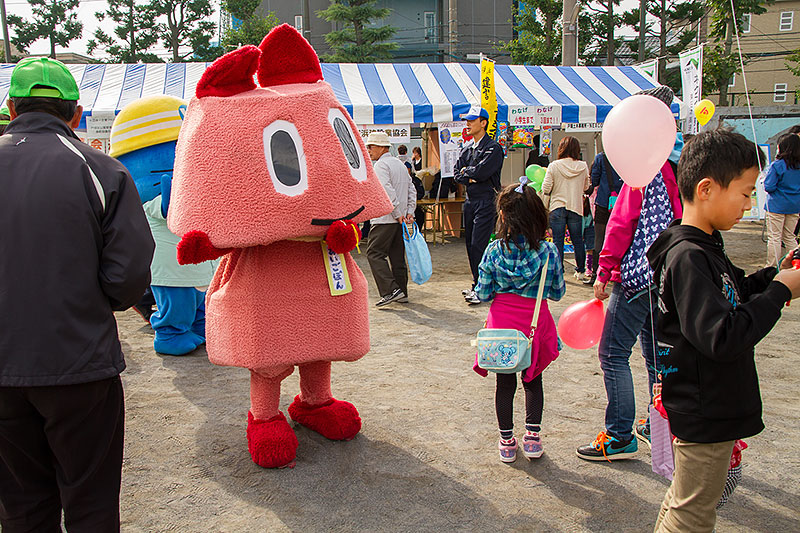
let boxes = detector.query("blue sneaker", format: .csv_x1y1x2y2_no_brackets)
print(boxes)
576,431,638,462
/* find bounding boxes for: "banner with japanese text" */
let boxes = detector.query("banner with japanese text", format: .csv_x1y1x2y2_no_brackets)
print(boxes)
679,46,703,135
480,58,498,139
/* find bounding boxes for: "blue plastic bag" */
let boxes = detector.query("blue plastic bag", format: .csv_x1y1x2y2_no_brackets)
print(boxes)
402,222,432,285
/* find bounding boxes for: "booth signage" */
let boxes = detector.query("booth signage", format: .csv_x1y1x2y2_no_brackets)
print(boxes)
507,105,561,127
438,121,467,178
358,124,411,143
563,122,603,132
86,111,116,138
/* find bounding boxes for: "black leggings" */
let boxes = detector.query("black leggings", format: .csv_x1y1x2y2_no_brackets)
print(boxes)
495,372,543,431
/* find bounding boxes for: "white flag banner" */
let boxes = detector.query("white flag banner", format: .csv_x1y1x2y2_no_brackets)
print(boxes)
637,59,658,83
679,46,703,135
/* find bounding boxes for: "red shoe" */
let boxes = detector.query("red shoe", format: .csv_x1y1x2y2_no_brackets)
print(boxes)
246,411,298,468
288,395,362,441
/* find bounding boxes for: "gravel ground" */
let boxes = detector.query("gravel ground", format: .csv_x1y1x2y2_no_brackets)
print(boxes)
116,222,799,532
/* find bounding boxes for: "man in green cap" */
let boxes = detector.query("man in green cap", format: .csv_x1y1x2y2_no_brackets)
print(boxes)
0,57,154,531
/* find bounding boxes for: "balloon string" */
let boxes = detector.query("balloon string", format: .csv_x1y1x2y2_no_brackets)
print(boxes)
728,0,762,173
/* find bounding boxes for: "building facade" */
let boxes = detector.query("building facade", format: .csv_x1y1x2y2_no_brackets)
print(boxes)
722,0,800,106
253,0,514,63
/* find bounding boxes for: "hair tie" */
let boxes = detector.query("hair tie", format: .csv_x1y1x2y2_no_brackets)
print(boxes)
515,176,527,193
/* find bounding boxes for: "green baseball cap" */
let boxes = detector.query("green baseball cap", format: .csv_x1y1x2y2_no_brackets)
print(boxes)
9,57,80,101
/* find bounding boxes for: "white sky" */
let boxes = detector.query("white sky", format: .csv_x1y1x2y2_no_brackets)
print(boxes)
5,0,641,60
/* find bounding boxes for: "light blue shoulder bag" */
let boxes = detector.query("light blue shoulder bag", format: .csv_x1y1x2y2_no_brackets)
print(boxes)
472,255,549,373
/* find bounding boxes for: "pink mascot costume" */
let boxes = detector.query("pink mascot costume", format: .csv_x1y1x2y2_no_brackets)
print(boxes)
167,25,392,468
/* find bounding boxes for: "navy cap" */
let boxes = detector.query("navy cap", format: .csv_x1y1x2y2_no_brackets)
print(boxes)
461,106,490,120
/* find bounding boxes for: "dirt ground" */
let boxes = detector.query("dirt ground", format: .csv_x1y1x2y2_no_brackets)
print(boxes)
116,222,799,532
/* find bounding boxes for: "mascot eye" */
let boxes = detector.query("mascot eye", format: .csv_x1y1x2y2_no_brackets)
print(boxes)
328,108,367,182
262,120,308,196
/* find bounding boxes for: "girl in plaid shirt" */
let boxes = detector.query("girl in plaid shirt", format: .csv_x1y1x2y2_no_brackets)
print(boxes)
473,182,566,462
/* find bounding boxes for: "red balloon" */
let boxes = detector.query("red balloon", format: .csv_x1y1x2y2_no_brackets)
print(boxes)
558,299,606,350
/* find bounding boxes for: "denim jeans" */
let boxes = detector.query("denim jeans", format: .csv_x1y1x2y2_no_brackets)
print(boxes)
598,283,659,441
549,207,585,272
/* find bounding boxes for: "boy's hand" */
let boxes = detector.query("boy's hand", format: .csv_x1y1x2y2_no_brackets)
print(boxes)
779,247,800,270
594,279,610,300
774,268,800,300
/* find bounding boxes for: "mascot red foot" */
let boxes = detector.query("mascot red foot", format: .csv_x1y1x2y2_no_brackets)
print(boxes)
167,24,392,468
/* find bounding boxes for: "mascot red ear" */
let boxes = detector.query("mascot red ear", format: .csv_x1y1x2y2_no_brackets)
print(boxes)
257,23,323,87
195,45,261,98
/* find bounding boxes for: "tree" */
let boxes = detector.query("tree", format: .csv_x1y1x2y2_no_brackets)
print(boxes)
7,0,82,58
220,0,280,49
317,0,397,63
581,1,626,65
497,1,562,65
621,0,705,87
704,0,768,106
88,0,162,62
149,0,216,62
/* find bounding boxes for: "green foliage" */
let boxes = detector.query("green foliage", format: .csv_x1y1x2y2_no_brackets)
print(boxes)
88,0,162,62
580,1,627,66
7,0,83,58
497,1,562,65
787,49,800,78
220,9,280,49
620,0,705,94
318,0,397,62
150,0,217,62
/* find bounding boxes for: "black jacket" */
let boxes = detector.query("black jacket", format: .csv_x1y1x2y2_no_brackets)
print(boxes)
454,134,503,200
646,222,791,443
0,113,154,386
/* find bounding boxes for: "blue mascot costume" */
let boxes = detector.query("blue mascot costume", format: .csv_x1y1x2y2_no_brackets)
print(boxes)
110,95,217,355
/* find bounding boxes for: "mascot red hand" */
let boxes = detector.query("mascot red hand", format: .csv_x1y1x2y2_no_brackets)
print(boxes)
167,25,392,469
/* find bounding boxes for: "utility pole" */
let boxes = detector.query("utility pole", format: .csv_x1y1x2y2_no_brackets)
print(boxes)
302,0,311,41
448,0,457,60
638,0,646,61
0,0,11,62
562,0,578,66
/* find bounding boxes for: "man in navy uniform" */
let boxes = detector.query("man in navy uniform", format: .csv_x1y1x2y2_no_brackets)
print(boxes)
454,106,504,305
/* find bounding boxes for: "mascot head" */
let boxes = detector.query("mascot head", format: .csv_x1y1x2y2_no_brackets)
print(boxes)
110,95,187,204
167,24,392,253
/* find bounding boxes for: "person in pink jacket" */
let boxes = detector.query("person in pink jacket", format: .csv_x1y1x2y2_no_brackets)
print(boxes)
166,26,393,469
575,85,684,462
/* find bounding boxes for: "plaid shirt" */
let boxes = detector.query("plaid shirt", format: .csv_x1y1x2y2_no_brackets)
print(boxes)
475,238,565,302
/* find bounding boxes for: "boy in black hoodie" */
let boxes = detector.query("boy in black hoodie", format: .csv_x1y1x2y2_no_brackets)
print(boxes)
647,130,800,533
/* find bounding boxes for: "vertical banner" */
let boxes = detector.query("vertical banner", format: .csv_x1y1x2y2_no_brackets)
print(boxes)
679,46,703,135
480,58,498,140
637,58,658,82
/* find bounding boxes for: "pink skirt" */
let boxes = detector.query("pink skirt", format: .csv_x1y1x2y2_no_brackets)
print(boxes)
473,292,560,381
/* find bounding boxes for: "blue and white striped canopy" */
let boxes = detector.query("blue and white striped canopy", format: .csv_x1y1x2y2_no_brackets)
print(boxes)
0,62,681,130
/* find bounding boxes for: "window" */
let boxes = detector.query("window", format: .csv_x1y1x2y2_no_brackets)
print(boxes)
424,11,436,39
780,12,793,31
728,73,736,88
774,83,788,103
294,15,303,33
741,13,751,33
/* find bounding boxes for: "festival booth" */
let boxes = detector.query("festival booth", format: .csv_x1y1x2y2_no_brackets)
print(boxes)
0,61,682,236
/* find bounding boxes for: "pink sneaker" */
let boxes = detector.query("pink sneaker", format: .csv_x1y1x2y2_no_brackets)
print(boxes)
499,437,517,463
522,432,543,459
